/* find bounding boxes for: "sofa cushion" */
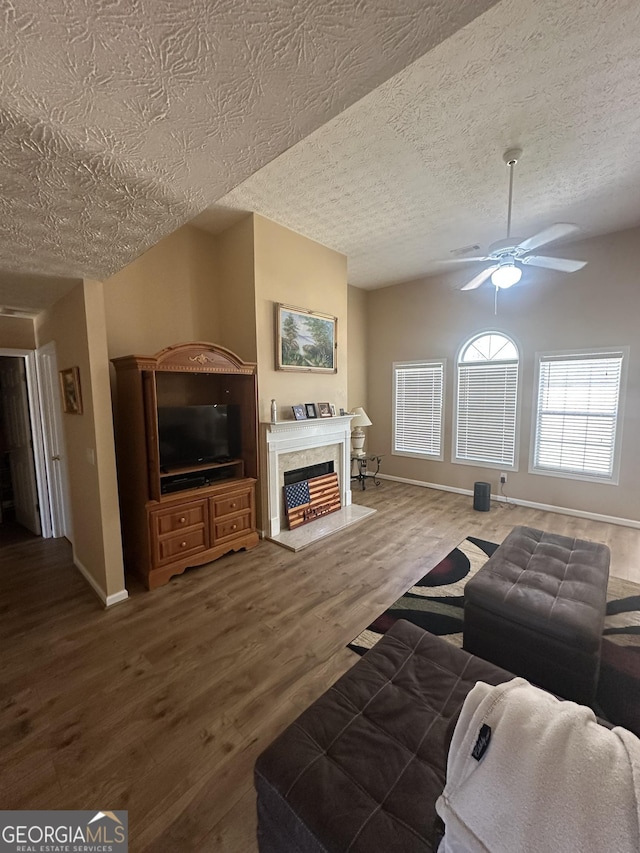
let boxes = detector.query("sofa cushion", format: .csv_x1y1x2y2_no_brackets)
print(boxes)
255,620,513,853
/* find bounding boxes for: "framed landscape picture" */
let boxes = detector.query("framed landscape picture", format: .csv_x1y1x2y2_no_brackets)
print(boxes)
276,304,337,373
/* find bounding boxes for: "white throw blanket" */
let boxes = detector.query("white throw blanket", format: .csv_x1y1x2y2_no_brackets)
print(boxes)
436,678,640,853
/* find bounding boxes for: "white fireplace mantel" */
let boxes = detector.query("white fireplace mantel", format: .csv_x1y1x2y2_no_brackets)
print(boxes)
260,416,375,550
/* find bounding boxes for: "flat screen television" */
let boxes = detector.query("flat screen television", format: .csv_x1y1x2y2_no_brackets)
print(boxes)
157,404,240,470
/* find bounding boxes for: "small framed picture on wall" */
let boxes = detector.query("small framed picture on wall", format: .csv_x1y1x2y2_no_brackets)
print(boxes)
59,366,83,415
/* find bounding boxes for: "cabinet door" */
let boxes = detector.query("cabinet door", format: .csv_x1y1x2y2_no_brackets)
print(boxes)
143,371,161,501
150,499,208,567
157,528,208,564
209,484,255,545
155,502,206,535
212,490,252,518
213,511,253,544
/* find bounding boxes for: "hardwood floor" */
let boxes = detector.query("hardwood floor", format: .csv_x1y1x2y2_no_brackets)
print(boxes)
2,482,640,851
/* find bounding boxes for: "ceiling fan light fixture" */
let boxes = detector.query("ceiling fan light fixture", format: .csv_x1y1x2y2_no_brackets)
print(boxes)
491,262,522,289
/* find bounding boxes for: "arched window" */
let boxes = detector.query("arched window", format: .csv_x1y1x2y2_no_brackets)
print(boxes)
454,332,519,468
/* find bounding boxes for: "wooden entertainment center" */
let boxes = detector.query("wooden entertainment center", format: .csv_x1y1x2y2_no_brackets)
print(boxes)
112,342,260,589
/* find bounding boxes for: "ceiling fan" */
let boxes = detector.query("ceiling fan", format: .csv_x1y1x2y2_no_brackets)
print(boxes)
451,149,587,292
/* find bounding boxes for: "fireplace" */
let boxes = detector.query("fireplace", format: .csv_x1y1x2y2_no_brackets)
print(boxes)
261,416,376,550
284,461,334,485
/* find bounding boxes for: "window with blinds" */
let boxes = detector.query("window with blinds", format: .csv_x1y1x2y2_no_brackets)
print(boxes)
393,361,444,459
454,333,519,468
532,351,625,481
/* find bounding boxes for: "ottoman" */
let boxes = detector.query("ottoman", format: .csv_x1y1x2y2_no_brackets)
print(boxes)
463,525,610,705
255,621,513,853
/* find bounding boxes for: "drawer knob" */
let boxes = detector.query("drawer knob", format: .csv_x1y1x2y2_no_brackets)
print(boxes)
231,524,237,530
230,502,236,509
181,541,187,548
179,517,187,524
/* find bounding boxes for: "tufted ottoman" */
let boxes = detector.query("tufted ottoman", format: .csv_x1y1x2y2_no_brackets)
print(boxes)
463,525,610,705
255,620,513,853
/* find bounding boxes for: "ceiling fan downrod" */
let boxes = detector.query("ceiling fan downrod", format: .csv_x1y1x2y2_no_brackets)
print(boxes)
503,148,522,240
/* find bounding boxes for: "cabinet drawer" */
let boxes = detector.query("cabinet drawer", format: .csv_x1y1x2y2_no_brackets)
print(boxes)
212,490,252,518
157,529,207,564
153,501,207,535
213,511,252,543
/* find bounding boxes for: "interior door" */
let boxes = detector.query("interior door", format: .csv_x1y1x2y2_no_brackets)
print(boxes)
36,342,72,539
0,358,41,535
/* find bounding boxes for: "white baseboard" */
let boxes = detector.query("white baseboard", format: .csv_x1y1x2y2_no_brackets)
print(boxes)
106,589,129,607
73,554,129,607
377,473,640,530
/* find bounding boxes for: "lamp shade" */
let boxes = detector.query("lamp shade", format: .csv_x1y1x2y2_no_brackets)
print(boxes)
351,407,372,428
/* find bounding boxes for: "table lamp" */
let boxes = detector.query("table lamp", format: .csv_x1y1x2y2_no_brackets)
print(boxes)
351,407,372,456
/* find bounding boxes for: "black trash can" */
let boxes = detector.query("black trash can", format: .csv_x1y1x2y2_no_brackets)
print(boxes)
473,481,491,512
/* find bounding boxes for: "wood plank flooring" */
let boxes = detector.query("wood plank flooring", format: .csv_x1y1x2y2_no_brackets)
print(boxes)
1,483,640,851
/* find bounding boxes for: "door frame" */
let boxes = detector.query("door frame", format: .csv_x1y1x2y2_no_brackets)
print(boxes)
36,341,72,539
0,348,52,538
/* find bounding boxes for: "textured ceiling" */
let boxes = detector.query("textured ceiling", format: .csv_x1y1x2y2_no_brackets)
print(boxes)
0,272,81,315
0,0,500,295
194,0,640,288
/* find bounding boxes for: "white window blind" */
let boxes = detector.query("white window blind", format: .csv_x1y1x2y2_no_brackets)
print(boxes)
533,353,624,480
393,361,444,458
456,361,518,466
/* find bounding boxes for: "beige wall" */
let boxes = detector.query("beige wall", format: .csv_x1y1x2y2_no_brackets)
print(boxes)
103,225,220,359
216,215,257,363
0,316,35,349
35,281,126,599
347,284,368,412
367,226,640,522
102,214,347,419
253,214,348,423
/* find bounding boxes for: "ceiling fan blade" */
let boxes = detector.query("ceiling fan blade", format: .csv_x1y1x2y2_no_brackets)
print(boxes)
460,265,499,290
521,255,587,273
516,223,580,254
438,256,491,265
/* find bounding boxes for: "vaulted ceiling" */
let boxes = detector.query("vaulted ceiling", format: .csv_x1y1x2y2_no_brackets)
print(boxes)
2,0,639,310
194,0,640,288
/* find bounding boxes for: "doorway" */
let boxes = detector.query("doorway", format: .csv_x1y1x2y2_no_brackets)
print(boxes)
0,356,41,536
0,347,71,542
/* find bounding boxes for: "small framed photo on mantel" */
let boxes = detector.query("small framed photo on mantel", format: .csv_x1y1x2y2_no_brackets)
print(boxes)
317,402,332,418
292,404,307,421
305,403,318,419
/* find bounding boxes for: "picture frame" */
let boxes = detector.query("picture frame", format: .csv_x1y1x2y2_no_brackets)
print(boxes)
317,402,332,418
59,366,83,415
276,303,337,373
330,404,337,416
292,404,307,421
305,403,318,419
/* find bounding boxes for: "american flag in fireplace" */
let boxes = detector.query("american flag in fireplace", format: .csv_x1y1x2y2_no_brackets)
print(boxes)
284,473,341,530
284,480,311,511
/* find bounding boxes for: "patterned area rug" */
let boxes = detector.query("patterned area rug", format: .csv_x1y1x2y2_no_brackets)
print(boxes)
348,537,640,736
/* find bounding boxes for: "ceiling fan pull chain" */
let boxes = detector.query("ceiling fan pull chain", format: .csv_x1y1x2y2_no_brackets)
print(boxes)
494,285,498,315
